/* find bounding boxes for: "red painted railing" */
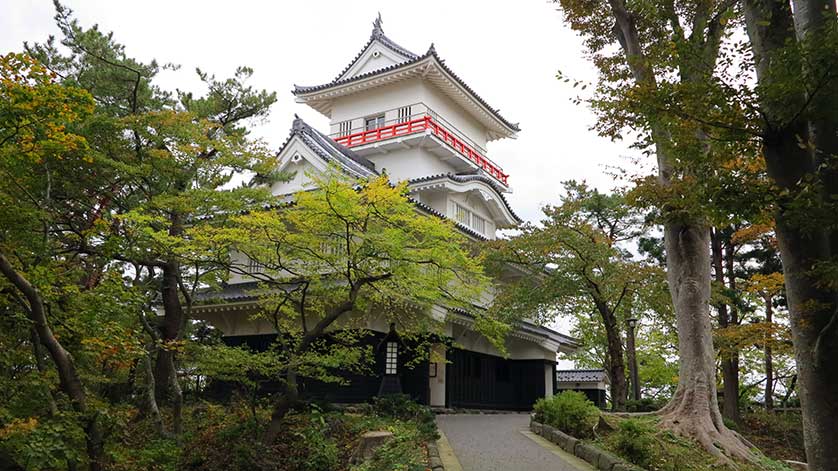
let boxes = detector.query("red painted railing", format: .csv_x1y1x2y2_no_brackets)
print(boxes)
333,115,509,186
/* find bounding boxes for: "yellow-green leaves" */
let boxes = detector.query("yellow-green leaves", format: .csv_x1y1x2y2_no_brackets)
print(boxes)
193,171,493,347
0,53,94,165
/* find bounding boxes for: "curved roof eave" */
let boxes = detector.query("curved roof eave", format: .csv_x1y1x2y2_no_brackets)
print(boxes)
408,173,523,225
276,115,378,179
293,51,520,138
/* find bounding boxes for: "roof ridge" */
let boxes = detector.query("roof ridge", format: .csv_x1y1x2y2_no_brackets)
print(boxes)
317,14,419,85
294,51,520,134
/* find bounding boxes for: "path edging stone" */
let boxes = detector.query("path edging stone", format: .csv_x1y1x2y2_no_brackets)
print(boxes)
427,440,444,471
530,418,644,471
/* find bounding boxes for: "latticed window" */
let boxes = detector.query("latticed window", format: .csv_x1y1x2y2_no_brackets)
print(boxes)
247,256,264,273
453,203,470,226
385,342,398,375
472,214,486,234
338,120,352,137
451,203,490,235
319,236,343,257
397,106,411,123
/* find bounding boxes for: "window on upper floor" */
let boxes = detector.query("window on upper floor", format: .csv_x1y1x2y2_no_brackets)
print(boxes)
247,256,265,274
452,202,489,235
453,203,470,226
365,114,385,131
338,120,352,137
397,106,411,123
318,235,344,258
472,214,486,234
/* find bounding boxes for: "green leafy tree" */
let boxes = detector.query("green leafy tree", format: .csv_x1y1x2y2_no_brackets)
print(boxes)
488,182,667,411
25,2,279,436
192,172,495,445
0,51,112,470
555,0,760,461
737,2,838,467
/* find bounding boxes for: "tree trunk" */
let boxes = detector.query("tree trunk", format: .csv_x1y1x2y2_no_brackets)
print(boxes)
604,0,754,460
260,294,370,445
0,254,105,471
154,260,184,396
30,328,59,417
168,352,183,436
143,351,165,435
770,184,838,471
656,223,752,462
596,301,627,411
764,296,774,411
723,238,740,424
742,1,838,468
712,230,740,424
262,369,299,446
626,322,641,402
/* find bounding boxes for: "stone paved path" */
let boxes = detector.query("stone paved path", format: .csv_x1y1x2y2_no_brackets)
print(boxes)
436,414,594,471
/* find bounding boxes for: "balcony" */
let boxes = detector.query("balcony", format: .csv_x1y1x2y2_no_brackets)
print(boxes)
330,104,509,186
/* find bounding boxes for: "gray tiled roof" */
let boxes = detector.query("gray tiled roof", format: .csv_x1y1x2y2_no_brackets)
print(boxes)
329,15,419,83
408,173,522,223
293,42,520,134
194,281,261,303
280,115,378,178
556,369,609,383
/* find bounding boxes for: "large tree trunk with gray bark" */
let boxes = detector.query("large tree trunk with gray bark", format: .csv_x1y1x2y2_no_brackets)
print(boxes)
742,0,838,468
655,223,752,462
603,0,755,461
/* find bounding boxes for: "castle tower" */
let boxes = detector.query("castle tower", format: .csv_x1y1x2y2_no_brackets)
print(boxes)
283,15,522,239
195,16,578,410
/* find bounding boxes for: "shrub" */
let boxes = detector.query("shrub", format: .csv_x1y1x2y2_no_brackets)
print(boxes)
625,398,664,413
371,394,438,440
612,419,656,468
533,391,599,438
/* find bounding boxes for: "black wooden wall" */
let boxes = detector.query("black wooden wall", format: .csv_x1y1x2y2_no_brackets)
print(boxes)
219,332,429,405
445,348,549,410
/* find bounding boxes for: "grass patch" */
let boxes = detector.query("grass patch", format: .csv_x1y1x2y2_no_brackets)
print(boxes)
591,415,794,471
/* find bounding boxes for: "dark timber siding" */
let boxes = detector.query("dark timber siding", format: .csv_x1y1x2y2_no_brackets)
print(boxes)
220,332,429,405
446,348,549,410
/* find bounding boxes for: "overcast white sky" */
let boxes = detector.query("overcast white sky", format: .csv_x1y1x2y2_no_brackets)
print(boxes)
2,0,643,225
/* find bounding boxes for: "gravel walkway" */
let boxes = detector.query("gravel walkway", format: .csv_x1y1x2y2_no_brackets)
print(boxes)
436,414,594,471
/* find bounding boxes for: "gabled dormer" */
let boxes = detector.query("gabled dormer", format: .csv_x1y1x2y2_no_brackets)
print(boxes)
334,15,419,82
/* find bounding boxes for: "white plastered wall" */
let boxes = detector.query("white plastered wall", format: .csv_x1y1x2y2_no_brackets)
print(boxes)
342,43,406,79
450,323,555,361
370,147,458,183
544,364,555,398
429,343,447,407
328,78,490,151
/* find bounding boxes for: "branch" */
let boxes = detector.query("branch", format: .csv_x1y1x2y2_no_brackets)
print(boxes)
297,272,393,353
